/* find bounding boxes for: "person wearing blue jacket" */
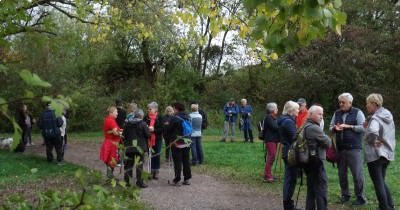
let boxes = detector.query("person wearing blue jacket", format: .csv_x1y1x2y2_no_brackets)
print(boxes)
220,98,239,142
278,101,300,210
239,99,254,143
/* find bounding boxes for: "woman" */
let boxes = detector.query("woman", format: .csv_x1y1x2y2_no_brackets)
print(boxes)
100,106,122,179
277,101,300,210
263,102,279,183
364,93,395,210
144,101,163,179
17,104,35,147
162,106,175,160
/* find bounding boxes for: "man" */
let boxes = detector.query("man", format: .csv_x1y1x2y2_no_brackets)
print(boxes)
220,98,239,142
38,102,64,165
296,98,308,128
239,99,254,143
330,92,367,205
189,103,204,165
303,105,331,210
115,99,127,129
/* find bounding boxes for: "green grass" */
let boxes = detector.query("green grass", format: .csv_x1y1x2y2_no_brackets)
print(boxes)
0,150,84,188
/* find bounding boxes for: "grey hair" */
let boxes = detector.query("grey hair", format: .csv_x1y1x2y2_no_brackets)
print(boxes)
241,98,247,104
147,101,158,111
266,102,278,114
128,103,138,113
308,105,323,118
282,101,299,116
338,93,353,103
134,109,145,118
366,93,383,107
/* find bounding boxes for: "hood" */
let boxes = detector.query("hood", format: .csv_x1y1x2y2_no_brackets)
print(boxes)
126,116,143,125
372,107,393,124
277,115,293,126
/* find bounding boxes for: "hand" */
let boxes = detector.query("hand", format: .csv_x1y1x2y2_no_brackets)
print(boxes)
373,139,383,147
229,114,232,117
149,126,154,132
363,121,368,128
334,124,343,131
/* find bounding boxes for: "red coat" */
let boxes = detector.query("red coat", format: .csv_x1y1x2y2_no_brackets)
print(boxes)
296,109,308,128
99,116,121,167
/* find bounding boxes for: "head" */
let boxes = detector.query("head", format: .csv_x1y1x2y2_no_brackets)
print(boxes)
282,101,299,117
338,93,353,111
229,98,235,105
297,98,307,111
172,102,185,114
241,99,247,106
308,105,324,125
191,103,199,112
165,106,174,116
147,101,158,114
134,109,145,119
128,103,138,114
107,106,118,119
366,93,383,114
21,104,28,112
115,99,123,107
266,102,278,115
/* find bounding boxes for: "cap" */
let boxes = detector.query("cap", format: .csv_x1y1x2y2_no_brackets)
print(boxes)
297,98,307,105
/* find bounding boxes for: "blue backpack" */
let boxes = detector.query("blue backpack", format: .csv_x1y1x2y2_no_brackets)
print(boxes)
176,116,192,137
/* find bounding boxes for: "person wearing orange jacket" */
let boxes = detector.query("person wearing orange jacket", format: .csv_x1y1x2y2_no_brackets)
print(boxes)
296,98,308,128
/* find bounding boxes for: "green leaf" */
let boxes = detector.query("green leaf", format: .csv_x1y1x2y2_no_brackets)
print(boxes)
0,97,7,114
323,8,332,18
25,90,35,99
31,168,38,174
19,69,51,87
333,0,342,8
317,0,325,5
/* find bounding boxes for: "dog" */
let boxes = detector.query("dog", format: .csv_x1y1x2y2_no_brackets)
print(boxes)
0,137,13,149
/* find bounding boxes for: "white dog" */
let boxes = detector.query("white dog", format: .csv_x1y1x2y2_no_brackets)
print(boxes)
0,137,13,149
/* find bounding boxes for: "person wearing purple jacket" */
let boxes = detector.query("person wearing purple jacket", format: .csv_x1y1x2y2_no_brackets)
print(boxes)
220,98,239,142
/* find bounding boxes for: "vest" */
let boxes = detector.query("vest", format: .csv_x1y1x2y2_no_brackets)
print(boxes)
334,107,362,150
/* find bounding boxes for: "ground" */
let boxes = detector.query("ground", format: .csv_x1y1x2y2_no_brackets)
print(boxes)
23,139,295,210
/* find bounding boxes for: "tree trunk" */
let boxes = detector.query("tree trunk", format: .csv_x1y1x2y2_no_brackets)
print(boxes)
202,33,213,77
216,23,231,74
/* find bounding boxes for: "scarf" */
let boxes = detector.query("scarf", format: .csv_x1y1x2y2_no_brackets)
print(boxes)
148,112,157,147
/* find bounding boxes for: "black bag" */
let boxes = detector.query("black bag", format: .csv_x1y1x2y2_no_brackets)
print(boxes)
257,118,265,140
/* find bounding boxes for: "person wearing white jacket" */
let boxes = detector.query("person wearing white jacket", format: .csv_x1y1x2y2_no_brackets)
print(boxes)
364,93,396,210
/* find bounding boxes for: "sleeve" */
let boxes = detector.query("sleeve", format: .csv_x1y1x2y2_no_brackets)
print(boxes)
142,122,151,140
307,125,331,149
56,117,64,127
354,110,366,133
223,104,229,116
329,113,336,132
365,118,379,145
286,120,297,141
154,116,164,135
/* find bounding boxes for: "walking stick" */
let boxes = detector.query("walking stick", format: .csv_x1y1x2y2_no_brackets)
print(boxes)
148,147,152,173
273,143,282,182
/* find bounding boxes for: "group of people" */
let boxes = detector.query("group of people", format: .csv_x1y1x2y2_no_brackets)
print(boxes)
260,93,395,210
99,100,208,188
17,103,68,166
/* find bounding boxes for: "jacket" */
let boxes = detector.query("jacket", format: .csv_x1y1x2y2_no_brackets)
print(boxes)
122,116,150,155
165,112,189,147
278,114,297,158
364,107,396,163
263,114,279,143
223,102,239,122
303,119,331,160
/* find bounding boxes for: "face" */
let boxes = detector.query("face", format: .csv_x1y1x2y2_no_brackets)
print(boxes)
366,101,377,114
290,107,299,117
310,108,323,124
338,97,352,111
148,107,157,114
273,108,278,115
299,103,307,111
241,100,246,106
110,109,118,119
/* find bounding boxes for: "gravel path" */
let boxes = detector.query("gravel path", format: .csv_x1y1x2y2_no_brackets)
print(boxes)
25,140,296,210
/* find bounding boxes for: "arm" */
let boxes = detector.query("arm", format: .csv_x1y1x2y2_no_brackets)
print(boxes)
354,111,366,133
307,125,331,149
329,113,336,132
264,115,279,131
365,118,380,146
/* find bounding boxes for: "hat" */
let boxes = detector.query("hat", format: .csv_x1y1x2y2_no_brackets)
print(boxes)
297,98,307,105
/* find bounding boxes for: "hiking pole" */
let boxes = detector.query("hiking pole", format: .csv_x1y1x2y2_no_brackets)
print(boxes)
148,147,152,173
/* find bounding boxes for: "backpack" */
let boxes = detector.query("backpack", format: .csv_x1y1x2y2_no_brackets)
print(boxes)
40,110,62,139
287,124,316,167
176,116,193,137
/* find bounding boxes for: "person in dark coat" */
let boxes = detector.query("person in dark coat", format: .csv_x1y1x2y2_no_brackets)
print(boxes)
278,101,300,210
303,105,331,210
16,104,35,152
122,109,150,188
162,106,175,160
262,102,279,182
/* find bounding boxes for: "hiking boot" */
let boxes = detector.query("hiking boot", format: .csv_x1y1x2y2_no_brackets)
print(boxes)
219,138,226,142
169,180,181,186
152,171,159,180
352,197,367,206
136,182,148,188
337,195,350,203
182,180,191,185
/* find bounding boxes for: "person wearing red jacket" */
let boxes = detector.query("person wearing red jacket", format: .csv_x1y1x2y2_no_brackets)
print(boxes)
100,106,122,179
296,98,308,128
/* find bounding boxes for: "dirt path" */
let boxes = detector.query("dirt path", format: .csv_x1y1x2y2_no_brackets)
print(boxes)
25,139,296,210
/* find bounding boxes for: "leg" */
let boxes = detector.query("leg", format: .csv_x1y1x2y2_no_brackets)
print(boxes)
182,147,192,181
135,154,146,186
124,152,134,184
190,137,199,165
337,150,350,199
222,121,229,141
196,136,204,164
54,136,63,162
106,165,114,179
314,160,328,210
230,122,236,141
151,139,162,178
243,123,249,142
172,147,183,183
348,149,366,201
283,159,298,210
45,138,54,162
248,123,254,143
265,142,277,181
367,158,393,210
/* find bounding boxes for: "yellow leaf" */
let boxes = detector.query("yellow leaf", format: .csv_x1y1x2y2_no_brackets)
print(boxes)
270,53,278,60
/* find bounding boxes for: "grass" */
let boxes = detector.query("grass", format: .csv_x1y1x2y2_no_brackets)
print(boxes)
0,150,84,188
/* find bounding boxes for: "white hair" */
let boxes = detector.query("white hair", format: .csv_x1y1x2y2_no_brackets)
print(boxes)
308,105,323,118
266,102,278,113
147,101,158,110
282,101,299,115
241,98,247,103
191,104,199,111
338,93,353,102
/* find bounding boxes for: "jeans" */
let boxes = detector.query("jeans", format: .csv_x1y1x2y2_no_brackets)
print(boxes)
151,139,162,170
172,146,191,182
222,121,235,141
283,158,299,210
304,159,328,210
367,157,394,210
190,136,204,164
264,142,277,180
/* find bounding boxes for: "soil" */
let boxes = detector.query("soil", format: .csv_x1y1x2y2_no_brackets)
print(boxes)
22,139,294,210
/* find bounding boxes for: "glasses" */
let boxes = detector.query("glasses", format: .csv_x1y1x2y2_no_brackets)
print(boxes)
338,101,346,104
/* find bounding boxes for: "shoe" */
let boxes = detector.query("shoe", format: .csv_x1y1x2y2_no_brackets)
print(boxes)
219,139,226,142
352,198,367,206
31,142,35,145
337,195,350,203
263,178,274,183
57,161,65,166
136,183,148,188
152,171,159,180
182,180,191,185
169,180,181,186
230,139,234,142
